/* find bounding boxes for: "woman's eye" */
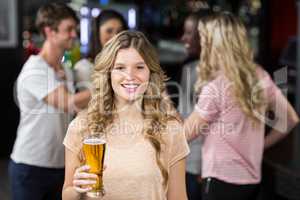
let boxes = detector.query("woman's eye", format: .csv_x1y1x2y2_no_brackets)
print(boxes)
137,66,145,69
114,66,124,70
106,28,114,34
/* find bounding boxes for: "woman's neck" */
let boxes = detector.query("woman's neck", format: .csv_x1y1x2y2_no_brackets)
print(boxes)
114,98,144,121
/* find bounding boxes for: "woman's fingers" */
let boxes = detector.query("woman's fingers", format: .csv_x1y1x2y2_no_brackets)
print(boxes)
74,172,98,180
73,179,97,187
73,185,92,193
75,165,90,173
73,178,96,193
73,164,99,193
76,164,107,173
74,165,97,179
73,178,95,193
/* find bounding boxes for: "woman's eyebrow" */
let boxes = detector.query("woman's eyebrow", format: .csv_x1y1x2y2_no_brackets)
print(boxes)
135,62,146,65
114,61,146,66
114,62,125,66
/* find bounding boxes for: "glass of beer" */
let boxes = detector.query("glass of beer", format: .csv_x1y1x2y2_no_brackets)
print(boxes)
83,134,106,198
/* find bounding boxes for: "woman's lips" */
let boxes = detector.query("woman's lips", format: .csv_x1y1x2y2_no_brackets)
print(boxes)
121,84,139,93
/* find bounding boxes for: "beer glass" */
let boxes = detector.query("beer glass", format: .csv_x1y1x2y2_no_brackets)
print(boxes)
83,134,106,198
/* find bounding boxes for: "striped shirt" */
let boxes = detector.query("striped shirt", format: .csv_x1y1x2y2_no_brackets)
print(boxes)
195,67,285,184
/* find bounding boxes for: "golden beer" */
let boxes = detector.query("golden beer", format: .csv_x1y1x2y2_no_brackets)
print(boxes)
83,135,106,198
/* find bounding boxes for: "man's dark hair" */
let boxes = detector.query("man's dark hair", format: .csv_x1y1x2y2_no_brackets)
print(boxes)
35,2,79,35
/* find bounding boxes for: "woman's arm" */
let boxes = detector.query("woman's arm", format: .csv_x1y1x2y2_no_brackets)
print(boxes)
167,158,188,200
62,148,98,200
265,98,299,149
184,111,209,141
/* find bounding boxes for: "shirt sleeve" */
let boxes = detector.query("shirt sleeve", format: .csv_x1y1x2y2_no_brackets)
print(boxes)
19,66,63,101
63,113,87,154
263,73,286,107
256,68,286,109
194,80,220,122
167,120,190,167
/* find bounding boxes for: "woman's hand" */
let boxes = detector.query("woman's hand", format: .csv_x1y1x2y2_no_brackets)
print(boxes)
73,165,98,193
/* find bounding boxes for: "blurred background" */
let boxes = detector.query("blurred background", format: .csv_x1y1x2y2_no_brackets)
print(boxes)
0,0,299,199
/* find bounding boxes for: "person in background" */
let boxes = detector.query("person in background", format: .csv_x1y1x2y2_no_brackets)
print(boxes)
74,9,128,91
184,12,299,200
62,31,189,200
9,3,91,200
22,16,40,63
179,8,211,200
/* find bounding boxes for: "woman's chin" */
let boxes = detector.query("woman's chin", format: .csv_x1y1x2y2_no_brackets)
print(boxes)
127,95,143,102
116,94,142,104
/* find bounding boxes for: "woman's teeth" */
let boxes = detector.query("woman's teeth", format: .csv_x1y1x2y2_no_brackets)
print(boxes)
122,84,138,89
121,84,139,93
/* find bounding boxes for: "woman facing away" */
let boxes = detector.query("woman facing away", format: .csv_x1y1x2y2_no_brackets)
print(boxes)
62,30,190,200
74,9,128,91
184,12,299,200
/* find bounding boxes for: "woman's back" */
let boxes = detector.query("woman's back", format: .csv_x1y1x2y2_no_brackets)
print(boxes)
196,67,283,184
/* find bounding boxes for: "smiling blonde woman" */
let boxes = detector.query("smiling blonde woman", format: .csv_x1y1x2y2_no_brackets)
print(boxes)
62,31,190,200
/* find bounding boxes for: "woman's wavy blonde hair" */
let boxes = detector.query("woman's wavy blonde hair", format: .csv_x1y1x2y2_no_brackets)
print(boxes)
196,12,265,121
87,30,178,185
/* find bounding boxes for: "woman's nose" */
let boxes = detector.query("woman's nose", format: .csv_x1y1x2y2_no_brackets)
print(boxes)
125,70,134,80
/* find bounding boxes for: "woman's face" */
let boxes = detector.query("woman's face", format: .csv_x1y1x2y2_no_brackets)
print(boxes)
111,48,150,104
99,19,124,46
181,17,200,57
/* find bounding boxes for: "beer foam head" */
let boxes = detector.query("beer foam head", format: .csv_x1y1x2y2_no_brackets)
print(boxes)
83,138,106,145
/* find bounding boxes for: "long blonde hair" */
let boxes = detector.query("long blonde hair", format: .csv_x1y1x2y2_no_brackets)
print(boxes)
196,12,265,121
87,30,177,185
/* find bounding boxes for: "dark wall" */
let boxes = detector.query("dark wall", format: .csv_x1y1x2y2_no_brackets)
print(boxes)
0,49,22,158
259,1,300,199
260,0,297,70
270,0,297,68
0,0,23,158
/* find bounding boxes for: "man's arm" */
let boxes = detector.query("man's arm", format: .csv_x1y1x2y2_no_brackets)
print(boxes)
44,85,91,114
